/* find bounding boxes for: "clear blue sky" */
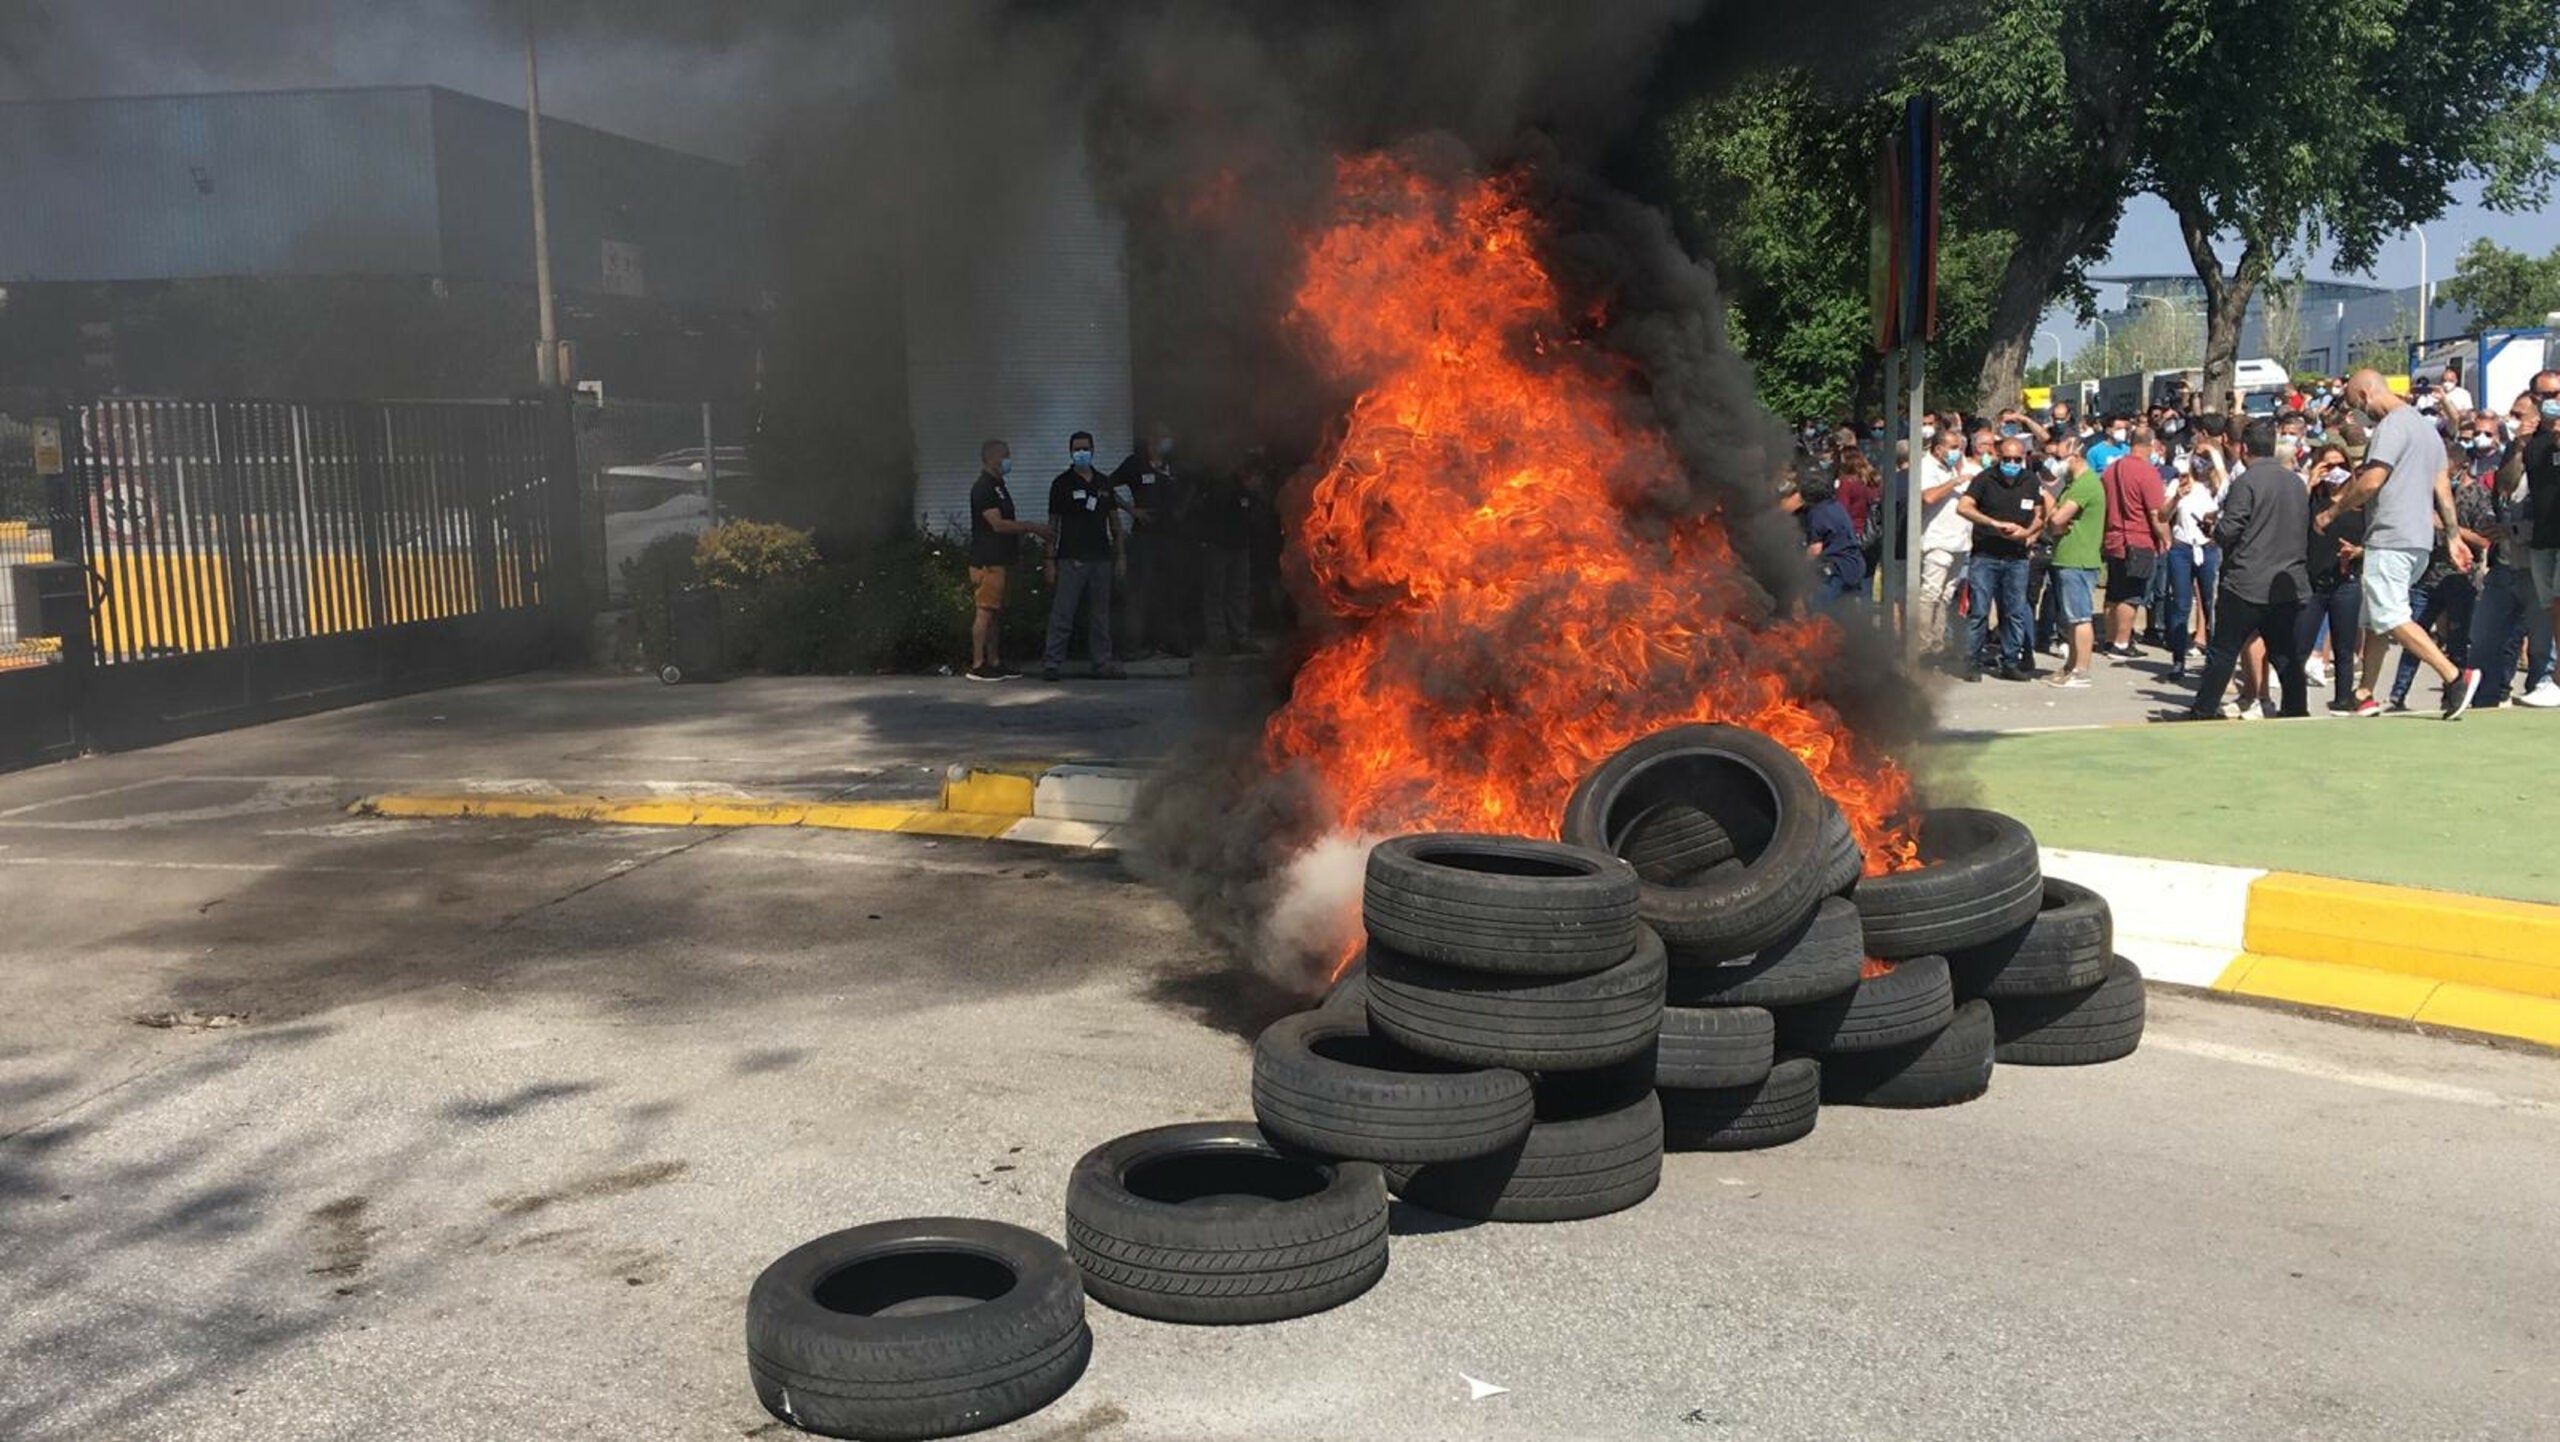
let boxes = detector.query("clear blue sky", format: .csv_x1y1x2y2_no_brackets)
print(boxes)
2037,177,2560,365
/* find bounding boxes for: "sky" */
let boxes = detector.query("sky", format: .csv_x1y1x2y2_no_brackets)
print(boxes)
2037,177,2560,369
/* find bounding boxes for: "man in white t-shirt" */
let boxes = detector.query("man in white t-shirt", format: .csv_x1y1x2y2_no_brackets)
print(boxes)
1917,429,1973,655
2438,366,2474,420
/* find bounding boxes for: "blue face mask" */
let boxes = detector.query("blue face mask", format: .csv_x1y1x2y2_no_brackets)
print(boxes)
2541,398,2560,420
1071,449,1093,467
997,458,1012,477
1999,460,2025,478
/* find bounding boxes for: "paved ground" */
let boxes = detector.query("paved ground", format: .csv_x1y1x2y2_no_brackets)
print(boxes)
4,685,2558,1441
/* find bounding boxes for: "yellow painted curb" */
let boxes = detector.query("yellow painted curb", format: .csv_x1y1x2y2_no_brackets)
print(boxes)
2213,953,2439,1021
2412,983,2560,1050
2244,873,2560,1000
353,792,1023,841
939,767,1039,818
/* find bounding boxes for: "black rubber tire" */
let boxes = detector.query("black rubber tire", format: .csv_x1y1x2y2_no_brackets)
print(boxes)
746,1217,1090,1441
1387,1087,1663,1223
1774,955,1956,1054
1664,895,1864,1007
1361,833,1640,976
1653,1004,1775,1090
1992,956,2146,1066
1614,800,1735,882
1852,808,2044,959
1365,926,1667,1071
1319,964,1369,1014
1819,1000,1996,1108
1250,1011,1535,1164
1660,1055,1821,1152
1816,806,1865,898
1944,878,2114,999
1561,725,1833,963
1065,1122,1388,1325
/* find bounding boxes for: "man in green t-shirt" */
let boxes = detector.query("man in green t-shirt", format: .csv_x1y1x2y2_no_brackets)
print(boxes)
2043,445,2107,689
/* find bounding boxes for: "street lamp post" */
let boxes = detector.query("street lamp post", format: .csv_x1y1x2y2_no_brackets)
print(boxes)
2039,329,2064,387
2094,317,2111,376
2411,226,2430,346
525,1,561,388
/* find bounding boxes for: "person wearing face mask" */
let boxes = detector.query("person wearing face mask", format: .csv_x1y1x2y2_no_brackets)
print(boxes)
1956,437,2048,681
2163,418,2310,722
1111,425,1189,662
2160,428,2225,680
2501,369,2560,705
2315,370,2480,718
2470,400,2557,707
1916,429,1973,656
2042,434,2106,688
2299,444,2366,712
2087,419,2131,475
1042,430,1125,682
965,438,1058,681
2438,366,2475,421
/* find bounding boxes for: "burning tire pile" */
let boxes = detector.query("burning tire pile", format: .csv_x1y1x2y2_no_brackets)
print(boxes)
743,722,2142,1439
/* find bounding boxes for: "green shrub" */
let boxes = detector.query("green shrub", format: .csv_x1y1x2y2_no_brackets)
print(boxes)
620,532,699,666
694,520,818,590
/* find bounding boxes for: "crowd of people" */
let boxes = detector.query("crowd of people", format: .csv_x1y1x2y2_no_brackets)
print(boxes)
963,427,1278,682
1794,363,2560,721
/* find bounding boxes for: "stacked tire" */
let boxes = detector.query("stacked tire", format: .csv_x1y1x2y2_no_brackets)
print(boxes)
1560,725,2144,1141
1257,834,1667,1225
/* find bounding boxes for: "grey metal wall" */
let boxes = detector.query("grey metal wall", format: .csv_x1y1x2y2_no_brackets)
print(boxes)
898,112,1132,534
0,89,443,282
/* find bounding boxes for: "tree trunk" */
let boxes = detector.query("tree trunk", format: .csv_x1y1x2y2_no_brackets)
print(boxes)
2172,196,2269,416
1974,226,2096,415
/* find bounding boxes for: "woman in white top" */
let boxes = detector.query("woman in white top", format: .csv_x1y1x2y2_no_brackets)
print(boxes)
2162,445,2225,678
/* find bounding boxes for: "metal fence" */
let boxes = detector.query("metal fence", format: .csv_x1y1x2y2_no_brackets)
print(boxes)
69,398,554,664
0,414,57,670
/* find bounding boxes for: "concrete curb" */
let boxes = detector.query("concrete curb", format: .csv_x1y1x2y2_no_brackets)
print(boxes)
2048,846,2560,1050
352,788,1127,853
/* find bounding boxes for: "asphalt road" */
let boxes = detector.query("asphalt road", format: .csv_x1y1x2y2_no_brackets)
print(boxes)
3,686,2558,1441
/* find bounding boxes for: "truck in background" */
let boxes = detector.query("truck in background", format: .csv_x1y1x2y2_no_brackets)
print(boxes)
2410,326,2555,413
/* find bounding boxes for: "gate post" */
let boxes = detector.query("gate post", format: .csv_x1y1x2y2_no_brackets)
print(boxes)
538,390,591,664
47,408,96,752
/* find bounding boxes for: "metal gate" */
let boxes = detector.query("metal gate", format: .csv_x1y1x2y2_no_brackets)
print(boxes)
0,395,577,769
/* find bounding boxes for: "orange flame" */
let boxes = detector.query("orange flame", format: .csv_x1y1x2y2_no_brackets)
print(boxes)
1264,155,1919,871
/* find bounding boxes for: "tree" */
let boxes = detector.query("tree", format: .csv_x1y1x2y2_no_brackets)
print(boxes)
2144,0,2560,410
2258,272,2310,376
2440,239,2560,329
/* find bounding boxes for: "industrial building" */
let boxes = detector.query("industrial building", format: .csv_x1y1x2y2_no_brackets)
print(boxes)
0,86,764,403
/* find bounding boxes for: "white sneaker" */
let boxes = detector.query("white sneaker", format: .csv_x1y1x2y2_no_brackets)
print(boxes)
2219,698,2265,720
2521,680,2560,709
2305,657,2329,686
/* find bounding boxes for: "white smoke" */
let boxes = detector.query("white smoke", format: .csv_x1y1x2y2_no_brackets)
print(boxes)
1256,830,1382,990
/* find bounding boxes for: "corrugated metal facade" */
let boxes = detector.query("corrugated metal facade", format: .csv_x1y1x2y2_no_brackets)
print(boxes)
897,101,1133,533
0,89,443,282
0,88,754,305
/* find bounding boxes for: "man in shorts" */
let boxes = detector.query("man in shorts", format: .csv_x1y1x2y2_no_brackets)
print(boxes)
2042,437,2105,688
2098,424,2166,658
965,439,1053,681
2317,370,2479,718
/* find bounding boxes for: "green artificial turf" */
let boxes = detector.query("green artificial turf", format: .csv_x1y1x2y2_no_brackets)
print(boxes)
1918,709,2560,905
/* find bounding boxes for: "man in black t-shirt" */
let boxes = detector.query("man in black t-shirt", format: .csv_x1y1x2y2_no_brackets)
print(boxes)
965,439,1054,681
2505,369,2560,705
1110,425,1190,660
1042,430,1124,681
1196,452,1271,655
1955,436,2049,681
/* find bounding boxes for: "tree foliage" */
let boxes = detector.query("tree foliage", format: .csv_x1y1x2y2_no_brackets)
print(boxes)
2441,239,2560,330
2142,0,2560,410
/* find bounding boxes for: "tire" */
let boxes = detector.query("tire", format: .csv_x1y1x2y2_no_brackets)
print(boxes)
1362,834,1640,975
1663,895,1863,1007
1387,1087,1662,1222
1319,964,1369,1014
1365,926,1667,1071
659,663,684,685
746,1217,1090,1441
1774,955,1956,1054
1944,878,2113,999
1614,800,1735,882
1852,808,2043,959
1560,725,1831,962
1064,1122,1388,1325
1653,1004,1775,1090
1819,1000,1995,1108
1250,1011,1535,1164
1816,806,1865,898
1660,1056,1820,1152
1992,956,2146,1066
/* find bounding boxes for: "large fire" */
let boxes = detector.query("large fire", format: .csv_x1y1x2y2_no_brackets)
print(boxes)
1262,154,1920,873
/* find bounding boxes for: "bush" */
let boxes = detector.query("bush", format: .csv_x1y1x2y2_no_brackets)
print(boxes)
694,520,818,590
620,532,700,667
